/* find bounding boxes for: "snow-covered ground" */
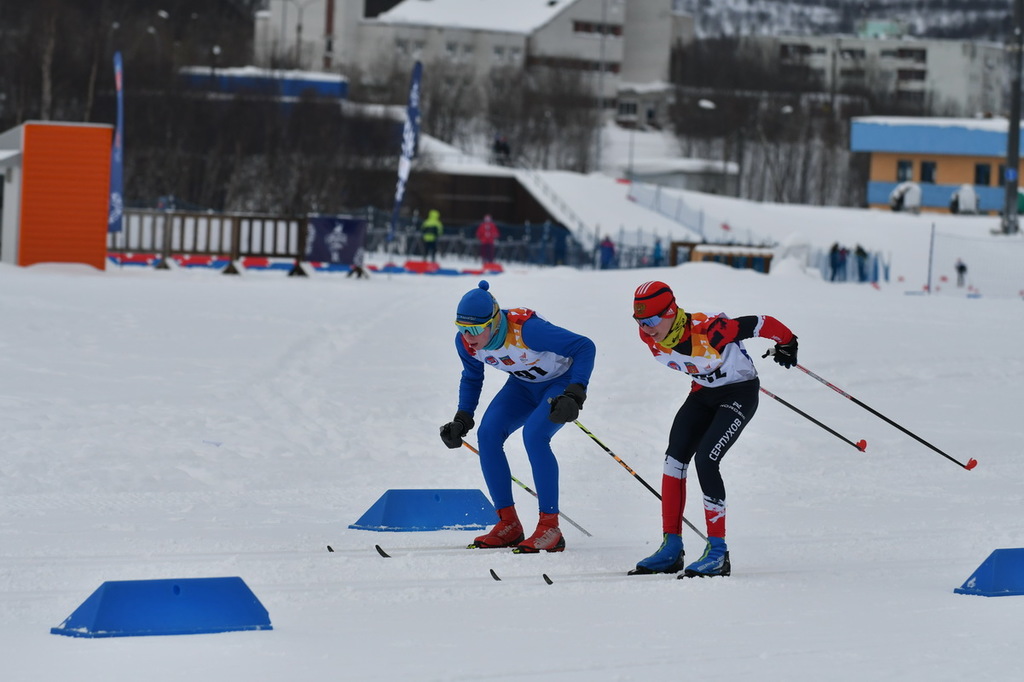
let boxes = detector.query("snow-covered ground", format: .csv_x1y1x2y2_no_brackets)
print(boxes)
3,199,1024,680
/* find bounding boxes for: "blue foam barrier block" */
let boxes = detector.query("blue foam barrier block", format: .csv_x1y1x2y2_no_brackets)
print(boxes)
349,488,497,532
954,548,1024,597
50,576,272,637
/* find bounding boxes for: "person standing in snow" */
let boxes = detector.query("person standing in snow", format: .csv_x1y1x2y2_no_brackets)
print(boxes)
421,209,443,262
628,280,798,577
440,280,596,553
475,214,500,264
599,235,616,269
652,238,664,267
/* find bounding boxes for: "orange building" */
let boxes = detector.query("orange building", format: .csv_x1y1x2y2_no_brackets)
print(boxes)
0,121,114,270
851,116,1020,214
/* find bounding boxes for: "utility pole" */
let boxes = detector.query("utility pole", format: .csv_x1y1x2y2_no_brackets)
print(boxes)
1003,0,1023,234
595,0,608,172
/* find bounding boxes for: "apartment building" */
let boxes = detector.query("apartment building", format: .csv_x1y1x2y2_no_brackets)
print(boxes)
255,0,692,110
754,31,1006,117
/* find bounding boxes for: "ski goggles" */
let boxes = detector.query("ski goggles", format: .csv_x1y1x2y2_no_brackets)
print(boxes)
634,308,685,329
455,312,497,336
634,313,666,328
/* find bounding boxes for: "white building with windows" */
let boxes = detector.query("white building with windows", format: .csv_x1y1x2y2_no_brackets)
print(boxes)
255,0,693,114
752,32,1006,117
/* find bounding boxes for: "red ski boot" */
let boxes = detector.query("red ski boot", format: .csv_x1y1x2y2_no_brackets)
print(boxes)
471,505,524,548
515,512,565,553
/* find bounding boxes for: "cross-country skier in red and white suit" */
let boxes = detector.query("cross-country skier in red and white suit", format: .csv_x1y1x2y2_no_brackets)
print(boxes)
628,280,798,578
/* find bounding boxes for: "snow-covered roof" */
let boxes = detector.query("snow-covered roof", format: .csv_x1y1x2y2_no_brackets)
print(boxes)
177,66,346,83
852,115,1012,133
627,158,738,175
0,149,21,167
375,0,575,34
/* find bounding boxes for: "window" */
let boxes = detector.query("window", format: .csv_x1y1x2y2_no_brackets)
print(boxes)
920,161,936,184
494,45,504,58
780,43,813,58
897,160,913,182
897,69,926,81
572,20,623,36
897,48,927,63
897,90,925,104
975,164,991,186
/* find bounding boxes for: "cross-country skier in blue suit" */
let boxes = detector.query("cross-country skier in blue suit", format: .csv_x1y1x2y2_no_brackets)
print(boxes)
440,280,596,553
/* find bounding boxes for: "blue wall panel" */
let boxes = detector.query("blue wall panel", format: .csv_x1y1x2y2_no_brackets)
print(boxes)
852,121,1011,156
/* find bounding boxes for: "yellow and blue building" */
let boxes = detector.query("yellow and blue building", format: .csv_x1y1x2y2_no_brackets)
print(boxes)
851,116,1019,214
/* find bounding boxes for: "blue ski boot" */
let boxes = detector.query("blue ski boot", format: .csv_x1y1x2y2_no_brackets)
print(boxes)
628,533,685,575
681,537,730,578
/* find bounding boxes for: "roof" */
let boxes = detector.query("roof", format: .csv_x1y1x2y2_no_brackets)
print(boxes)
851,116,1020,156
0,150,21,167
375,0,577,34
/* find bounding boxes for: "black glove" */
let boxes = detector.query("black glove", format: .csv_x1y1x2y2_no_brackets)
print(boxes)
548,383,587,424
768,336,798,368
439,410,474,449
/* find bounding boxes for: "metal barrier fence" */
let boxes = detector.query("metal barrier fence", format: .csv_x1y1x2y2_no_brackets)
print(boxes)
110,208,608,270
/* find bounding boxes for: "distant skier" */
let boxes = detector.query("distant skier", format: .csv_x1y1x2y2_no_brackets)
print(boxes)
439,281,596,553
627,281,798,577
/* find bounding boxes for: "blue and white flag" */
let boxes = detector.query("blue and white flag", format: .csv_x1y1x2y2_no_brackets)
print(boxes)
389,60,422,242
108,51,125,233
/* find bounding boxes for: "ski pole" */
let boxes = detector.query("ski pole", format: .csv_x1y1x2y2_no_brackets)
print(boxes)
461,440,592,537
794,363,977,471
759,386,867,452
571,420,707,542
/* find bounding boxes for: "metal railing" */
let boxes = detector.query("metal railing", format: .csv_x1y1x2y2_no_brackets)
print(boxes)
109,208,602,271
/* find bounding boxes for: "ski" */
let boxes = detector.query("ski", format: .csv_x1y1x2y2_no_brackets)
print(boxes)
325,544,468,556
488,568,549,584
534,570,675,584
365,543,508,558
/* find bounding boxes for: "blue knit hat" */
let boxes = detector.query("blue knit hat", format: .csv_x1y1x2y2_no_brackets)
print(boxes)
456,280,499,324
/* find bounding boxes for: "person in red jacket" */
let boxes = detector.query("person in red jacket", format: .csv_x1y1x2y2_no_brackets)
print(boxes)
627,280,798,578
475,215,500,264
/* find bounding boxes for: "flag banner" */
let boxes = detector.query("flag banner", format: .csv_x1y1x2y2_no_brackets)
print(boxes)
389,60,422,242
304,216,367,265
108,51,125,233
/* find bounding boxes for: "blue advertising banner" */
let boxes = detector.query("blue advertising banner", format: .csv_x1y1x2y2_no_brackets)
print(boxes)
108,51,124,233
389,61,422,242
304,216,367,265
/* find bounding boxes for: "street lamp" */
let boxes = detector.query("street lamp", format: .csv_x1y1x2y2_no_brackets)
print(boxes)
279,0,319,68
210,44,221,84
697,99,731,191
